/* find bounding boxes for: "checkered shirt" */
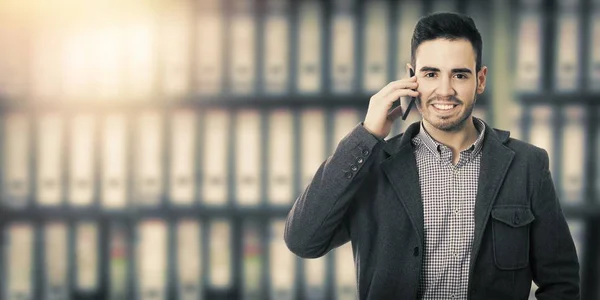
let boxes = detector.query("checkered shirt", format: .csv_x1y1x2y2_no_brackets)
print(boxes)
412,117,486,300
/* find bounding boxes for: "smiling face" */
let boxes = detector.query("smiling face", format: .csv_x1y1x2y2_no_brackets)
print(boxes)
413,38,487,132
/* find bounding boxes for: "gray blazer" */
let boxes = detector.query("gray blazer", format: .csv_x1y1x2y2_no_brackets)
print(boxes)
284,120,580,300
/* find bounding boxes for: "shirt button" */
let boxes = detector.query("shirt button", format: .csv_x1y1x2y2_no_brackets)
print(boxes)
450,294,456,298
453,208,459,214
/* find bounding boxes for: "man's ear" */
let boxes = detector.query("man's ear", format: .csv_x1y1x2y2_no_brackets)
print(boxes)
477,66,488,94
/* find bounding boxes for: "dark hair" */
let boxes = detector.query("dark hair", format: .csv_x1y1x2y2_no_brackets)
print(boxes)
411,12,483,72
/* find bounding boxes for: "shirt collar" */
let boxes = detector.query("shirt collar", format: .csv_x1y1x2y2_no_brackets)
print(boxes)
413,117,486,162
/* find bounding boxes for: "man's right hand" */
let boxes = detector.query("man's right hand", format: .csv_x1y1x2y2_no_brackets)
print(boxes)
363,74,419,139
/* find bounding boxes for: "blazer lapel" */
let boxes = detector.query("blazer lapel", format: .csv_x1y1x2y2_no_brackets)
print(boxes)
469,124,515,270
381,122,425,243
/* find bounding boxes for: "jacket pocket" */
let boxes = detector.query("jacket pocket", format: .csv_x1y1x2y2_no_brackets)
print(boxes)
491,206,535,270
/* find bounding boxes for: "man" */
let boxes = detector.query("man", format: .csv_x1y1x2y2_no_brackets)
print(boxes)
284,12,580,300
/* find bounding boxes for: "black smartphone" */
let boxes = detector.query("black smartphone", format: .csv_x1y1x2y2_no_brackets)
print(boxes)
401,68,416,121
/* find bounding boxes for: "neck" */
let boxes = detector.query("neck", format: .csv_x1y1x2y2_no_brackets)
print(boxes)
422,117,479,154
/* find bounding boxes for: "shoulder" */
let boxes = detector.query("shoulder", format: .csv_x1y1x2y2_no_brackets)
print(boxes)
496,129,549,170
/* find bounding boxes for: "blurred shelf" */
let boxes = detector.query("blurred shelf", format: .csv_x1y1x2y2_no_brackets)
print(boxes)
0,94,489,112
562,204,600,219
0,94,371,112
517,93,600,105
0,204,293,222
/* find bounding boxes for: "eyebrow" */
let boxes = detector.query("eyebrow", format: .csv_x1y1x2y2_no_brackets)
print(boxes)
419,66,473,74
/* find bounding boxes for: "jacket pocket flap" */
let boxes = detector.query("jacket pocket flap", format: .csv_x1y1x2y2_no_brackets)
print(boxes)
491,207,535,228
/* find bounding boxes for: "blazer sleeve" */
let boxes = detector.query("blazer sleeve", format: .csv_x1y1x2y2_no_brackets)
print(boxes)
530,149,580,299
284,123,384,258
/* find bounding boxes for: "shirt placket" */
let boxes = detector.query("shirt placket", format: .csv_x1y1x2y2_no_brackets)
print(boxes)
437,146,458,299
451,166,460,299
454,156,474,299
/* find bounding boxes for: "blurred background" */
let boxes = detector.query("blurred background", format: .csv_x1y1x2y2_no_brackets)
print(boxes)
0,0,597,299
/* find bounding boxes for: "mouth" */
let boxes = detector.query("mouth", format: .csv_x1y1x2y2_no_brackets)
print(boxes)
430,103,460,113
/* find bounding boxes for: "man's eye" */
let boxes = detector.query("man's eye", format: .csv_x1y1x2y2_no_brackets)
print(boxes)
455,74,467,79
425,73,436,78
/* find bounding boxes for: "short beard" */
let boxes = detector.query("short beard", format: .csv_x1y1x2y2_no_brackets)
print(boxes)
417,79,478,132
434,101,475,132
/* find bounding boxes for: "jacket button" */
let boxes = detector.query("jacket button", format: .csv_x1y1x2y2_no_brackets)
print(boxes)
344,172,352,179
361,149,370,157
357,158,364,164
413,247,419,256
350,164,358,172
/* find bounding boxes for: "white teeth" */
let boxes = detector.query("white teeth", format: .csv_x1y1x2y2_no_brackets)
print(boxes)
433,104,455,110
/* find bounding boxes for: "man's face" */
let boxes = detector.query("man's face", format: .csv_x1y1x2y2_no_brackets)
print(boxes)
413,38,487,132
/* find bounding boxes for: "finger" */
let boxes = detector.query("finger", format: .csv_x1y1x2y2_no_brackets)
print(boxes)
377,77,417,95
379,81,418,97
373,79,403,98
382,89,419,109
390,81,418,90
387,88,419,101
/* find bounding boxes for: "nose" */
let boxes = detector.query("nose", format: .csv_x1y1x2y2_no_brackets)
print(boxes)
436,76,456,97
